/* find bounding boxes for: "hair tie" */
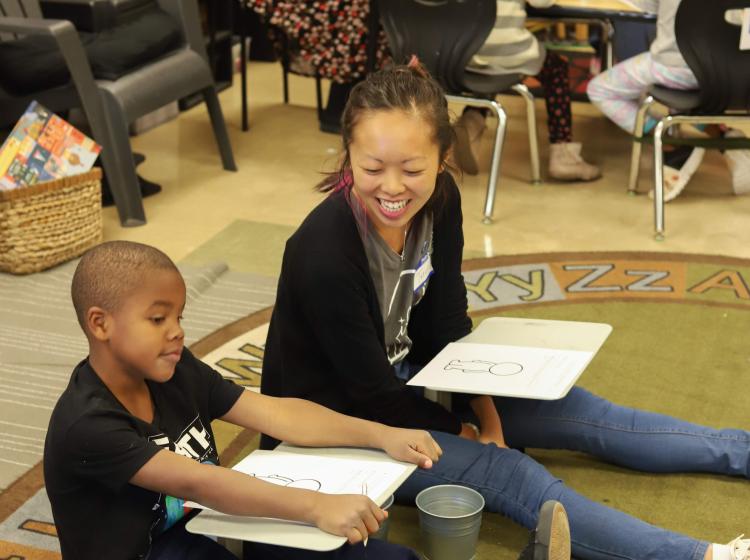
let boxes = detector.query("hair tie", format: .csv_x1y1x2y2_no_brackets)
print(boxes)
407,54,428,77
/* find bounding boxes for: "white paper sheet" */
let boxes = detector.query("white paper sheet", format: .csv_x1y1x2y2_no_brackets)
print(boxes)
185,446,417,551
407,341,594,400
186,450,410,511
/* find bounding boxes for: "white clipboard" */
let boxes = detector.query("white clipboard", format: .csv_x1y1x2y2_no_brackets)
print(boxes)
407,317,612,400
185,444,416,551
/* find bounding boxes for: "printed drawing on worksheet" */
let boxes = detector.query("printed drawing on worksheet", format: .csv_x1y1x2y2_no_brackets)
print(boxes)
407,341,595,400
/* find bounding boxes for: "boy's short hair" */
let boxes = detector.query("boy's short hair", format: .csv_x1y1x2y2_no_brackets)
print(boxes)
71,241,179,331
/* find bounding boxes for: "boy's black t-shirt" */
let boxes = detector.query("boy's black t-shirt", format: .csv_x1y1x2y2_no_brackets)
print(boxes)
43,348,244,560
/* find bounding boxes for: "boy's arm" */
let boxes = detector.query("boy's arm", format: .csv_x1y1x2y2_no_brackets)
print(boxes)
469,395,507,448
130,449,383,544
221,391,442,468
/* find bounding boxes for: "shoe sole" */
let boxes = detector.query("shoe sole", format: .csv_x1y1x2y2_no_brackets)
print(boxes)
725,150,750,195
534,501,571,560
453,123,480,175
651,147,705,202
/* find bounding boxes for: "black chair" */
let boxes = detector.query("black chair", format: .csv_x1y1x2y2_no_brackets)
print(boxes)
378,0,541,224
279,31,324,119
0,0,237,227
627,0,750,239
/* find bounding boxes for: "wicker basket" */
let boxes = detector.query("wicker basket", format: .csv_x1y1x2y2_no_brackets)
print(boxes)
0,168,103,274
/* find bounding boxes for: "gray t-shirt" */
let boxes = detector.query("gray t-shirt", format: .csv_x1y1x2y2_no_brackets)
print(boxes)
353,205,434,365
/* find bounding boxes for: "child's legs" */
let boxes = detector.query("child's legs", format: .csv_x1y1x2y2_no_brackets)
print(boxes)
242,540,419,559
395,431,706,560
149,519,238,559
587,52,696,133
497,386,750,477
537,51,573,144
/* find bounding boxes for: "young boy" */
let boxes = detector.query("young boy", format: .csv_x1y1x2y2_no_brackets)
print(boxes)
44,240,570,560
44,240,442,559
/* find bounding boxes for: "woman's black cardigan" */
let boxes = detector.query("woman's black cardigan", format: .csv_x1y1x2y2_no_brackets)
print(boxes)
260,175,472,449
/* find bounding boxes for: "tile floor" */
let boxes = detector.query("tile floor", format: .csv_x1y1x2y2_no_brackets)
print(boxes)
105,61,750,264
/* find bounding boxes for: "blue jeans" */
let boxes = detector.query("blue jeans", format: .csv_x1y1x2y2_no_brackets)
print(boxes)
395,386,750,560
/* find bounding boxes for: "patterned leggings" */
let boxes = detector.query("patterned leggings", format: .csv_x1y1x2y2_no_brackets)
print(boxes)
587,51,698,133
537,51,573,144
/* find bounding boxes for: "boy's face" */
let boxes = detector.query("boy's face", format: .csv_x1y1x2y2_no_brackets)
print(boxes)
105,268,186,383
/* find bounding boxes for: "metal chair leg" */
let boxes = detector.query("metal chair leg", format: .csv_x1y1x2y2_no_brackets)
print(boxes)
653,117,670,240
99,90,147,227
202,86,237,172
483,100,508,224
511,83,541,185
629,95,654,194
446,94,507,224
282,67,289,104
605,20,614,69
315,76,323,120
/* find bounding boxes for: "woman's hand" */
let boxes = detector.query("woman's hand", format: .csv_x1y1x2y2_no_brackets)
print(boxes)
378,427,442,469
309,493,386,544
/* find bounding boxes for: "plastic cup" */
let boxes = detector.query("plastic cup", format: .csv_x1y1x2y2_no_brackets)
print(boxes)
371,493,395,541
415,485,484,560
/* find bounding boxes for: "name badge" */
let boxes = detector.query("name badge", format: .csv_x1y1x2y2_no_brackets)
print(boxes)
413,253,433,293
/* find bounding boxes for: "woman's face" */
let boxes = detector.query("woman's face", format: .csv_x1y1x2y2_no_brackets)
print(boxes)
348,109,441,249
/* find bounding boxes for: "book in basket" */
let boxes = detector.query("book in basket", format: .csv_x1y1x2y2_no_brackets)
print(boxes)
0,101,101,191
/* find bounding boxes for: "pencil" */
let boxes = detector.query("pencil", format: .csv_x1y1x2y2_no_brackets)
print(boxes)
362,482,369,547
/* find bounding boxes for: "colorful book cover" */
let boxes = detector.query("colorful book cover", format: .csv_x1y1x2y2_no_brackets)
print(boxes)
0,101,101,191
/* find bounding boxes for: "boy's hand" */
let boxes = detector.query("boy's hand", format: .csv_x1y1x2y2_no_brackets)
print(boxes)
310,493,386,544
379,427,442,469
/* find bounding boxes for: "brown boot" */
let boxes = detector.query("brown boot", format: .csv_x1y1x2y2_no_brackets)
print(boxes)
453,109,486,175
548,142,601,182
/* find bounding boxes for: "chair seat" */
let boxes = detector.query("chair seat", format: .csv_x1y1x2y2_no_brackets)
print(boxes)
0,34,94,95
648,85,702,112
98,48,213,123
0,7,181,96
85,7,182,80
461,71,525,96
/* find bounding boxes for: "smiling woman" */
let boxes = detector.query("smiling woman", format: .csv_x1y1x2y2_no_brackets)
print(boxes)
348,110,440,253
260,61,750,560
316,57,456,252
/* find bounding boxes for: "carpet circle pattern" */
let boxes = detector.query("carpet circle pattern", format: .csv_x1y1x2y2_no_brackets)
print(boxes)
2,252,750,559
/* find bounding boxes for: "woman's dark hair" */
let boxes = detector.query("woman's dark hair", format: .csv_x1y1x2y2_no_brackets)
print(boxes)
318,57,456,215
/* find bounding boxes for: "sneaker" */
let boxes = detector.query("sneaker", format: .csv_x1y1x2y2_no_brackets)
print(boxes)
453,109,486,175
548,143,601,182
713,535,750,560
649,145,705,202
723,130,750,195
518,500,571,560
730,535,750,560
